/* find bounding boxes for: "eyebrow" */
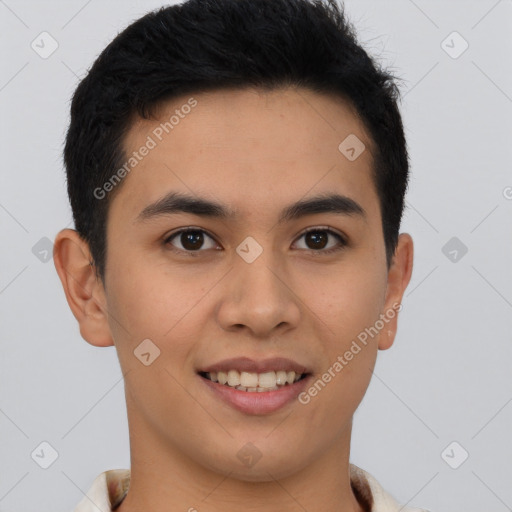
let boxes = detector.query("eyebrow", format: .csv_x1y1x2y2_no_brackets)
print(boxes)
135,191,366,225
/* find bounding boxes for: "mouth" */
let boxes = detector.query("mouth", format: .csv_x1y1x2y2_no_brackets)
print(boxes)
198,369,310,393
196,356,313,414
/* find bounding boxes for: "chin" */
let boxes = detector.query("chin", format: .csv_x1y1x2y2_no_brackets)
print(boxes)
199,445,311,482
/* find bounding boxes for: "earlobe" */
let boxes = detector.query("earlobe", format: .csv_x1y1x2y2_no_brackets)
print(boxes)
378,233,414,350
53,228,114,347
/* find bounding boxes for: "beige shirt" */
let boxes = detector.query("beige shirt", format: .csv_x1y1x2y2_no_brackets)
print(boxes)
72,464,431,512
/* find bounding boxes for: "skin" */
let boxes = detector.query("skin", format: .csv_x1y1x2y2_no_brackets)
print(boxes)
54,86,413,512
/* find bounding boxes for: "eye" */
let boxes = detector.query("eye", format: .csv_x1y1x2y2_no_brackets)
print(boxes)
293,226,347,255
164,228,219,255
164,226,347,256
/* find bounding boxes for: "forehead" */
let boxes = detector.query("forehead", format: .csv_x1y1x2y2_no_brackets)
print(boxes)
113,86,378,222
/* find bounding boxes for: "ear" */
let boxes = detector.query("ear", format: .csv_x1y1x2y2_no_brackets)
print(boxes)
378,233,414,350
53,228,114,347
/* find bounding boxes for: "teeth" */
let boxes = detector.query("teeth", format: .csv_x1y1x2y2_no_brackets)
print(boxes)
240,371,258,388
257,371,278,388
205,369,305,391
227,370,241,387
275,371,288,385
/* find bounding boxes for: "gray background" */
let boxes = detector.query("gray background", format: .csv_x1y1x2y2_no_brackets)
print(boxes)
1,1,511,511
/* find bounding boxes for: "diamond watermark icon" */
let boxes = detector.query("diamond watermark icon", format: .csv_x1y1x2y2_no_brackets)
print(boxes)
441,441,469,469
32,236,54,263
236,442,263,468
31,441,59,469
441,31,469,59
236,236,263,263
134,338,161,366
338,134,365,161
442,237,468,263
31,31,59,59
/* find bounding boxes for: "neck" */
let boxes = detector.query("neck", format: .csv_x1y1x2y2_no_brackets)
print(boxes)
117,400,365,512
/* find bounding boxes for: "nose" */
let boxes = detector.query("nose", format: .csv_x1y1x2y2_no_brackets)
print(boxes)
215,248,301,339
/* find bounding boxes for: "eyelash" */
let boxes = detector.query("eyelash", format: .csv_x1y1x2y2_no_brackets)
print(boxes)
163,226,347,257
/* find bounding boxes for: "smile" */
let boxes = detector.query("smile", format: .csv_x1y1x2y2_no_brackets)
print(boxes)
200,369,307,392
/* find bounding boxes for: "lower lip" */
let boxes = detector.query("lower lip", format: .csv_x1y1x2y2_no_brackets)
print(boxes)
199,374,312,415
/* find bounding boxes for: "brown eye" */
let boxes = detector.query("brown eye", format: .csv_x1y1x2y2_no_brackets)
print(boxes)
294,227,347,255
304,231,328,250
165,229,217,253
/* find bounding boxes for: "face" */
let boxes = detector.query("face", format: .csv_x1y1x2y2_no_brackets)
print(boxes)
58,86,412,482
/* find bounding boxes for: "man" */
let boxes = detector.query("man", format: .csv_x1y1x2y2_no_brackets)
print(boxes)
54,0,430,510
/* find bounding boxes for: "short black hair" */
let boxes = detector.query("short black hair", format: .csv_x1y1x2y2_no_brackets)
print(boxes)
64,0,409,282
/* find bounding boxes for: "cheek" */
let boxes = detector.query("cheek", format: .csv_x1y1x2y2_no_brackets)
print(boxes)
303,256,385,403
104,247,214,357
301,279,382,433
105,263,163,341
103,248,166,348
306,259,386,338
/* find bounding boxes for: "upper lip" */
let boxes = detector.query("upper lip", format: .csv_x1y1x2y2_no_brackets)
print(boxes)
198,356,311,375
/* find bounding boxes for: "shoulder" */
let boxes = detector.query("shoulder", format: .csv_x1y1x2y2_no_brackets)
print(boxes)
72,469,130,512
350,463,433,512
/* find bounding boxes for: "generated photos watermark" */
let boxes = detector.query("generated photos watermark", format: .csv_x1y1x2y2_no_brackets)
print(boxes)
298,302,403,405
93,97,198,200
